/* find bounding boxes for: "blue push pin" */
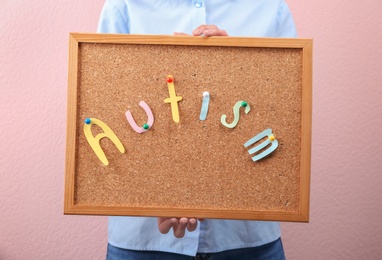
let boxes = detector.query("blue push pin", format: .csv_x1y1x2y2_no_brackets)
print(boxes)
84,118,92,124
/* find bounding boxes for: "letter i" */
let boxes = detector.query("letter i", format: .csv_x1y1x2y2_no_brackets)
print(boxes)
200,91,210,120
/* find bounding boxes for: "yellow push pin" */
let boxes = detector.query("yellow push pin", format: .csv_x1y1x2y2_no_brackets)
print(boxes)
268,134,276,142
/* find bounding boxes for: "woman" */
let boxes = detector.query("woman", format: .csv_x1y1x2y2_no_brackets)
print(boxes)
97,1,297,259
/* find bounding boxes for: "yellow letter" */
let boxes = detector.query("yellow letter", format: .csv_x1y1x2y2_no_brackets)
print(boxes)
83,118,125,166
164,75,182,123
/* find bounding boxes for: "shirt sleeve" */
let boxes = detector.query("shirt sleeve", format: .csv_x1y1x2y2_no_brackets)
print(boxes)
97,0,129,33
276,1,298,37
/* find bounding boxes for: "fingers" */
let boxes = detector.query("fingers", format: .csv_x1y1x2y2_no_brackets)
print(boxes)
202,28,228,36
187,218,198,232
157,217,178,234
173,218,189,238
157,217,199,238
192,25,228,36
174,25,228,37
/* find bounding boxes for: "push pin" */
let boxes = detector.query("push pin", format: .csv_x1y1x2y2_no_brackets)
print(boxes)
166,76,173,83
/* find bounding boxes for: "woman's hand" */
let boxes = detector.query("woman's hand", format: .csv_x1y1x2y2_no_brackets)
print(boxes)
157,217,198,238
174,24,228,37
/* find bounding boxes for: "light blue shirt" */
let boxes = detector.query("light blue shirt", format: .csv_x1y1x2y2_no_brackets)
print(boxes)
97,0,297,256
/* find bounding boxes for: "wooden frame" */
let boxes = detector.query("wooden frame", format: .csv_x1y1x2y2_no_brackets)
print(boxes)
65,33,312,222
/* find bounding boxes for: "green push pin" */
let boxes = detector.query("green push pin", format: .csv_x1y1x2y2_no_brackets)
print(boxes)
143,123,149,130
241,101,248,107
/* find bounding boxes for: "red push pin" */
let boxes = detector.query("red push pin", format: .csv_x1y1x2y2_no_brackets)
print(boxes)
166,76,173,83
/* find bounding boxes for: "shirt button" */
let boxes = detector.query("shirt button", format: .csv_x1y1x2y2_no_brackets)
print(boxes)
194,1,203,8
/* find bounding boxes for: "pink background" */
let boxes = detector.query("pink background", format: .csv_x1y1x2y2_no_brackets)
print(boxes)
1,1,381,259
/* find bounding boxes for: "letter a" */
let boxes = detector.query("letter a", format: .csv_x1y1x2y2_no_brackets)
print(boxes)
83,118,125,166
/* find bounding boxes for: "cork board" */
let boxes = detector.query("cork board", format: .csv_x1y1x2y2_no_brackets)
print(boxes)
65,33,312,222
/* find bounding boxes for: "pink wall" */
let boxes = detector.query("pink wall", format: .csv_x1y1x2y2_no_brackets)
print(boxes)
282,0,382,259
1,1,381,259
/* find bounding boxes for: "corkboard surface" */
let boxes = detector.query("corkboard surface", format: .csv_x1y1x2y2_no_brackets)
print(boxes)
65,34,311,221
